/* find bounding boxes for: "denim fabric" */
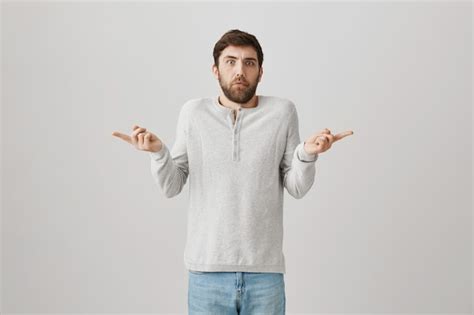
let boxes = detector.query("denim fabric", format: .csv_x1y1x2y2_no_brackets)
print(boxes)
188,271,286,315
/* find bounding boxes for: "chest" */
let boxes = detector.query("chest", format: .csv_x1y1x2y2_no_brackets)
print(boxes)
189,110,288,164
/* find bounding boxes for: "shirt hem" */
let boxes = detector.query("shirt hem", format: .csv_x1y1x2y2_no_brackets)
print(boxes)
184,260,286,274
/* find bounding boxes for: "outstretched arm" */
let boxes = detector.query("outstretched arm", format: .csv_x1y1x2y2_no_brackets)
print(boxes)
279,105,318,199
112,112,189,199
279,105,354,199
148,103,190,198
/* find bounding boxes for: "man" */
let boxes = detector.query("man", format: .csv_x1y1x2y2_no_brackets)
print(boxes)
113,29,353,314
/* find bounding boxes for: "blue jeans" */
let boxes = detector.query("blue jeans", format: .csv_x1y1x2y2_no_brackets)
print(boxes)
188,270,286,314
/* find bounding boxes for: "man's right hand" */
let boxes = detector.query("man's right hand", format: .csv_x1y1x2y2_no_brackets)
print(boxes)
112,125,163,153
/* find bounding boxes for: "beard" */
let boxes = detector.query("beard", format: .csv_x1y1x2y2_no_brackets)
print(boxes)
218,75,259,104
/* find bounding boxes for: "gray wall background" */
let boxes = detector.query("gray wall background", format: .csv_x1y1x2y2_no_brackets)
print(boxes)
1,1,472,314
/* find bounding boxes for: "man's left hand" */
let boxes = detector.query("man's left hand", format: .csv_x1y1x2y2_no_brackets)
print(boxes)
304,128,354,155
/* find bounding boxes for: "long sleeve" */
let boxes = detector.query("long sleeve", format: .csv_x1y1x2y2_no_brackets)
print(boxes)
279,104,318,199
149,102,190,198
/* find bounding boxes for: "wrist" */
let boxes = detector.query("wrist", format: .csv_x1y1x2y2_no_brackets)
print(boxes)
299,142,318,162
303,142,319,155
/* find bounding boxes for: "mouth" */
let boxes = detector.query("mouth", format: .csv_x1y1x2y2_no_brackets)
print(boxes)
233,82,248,86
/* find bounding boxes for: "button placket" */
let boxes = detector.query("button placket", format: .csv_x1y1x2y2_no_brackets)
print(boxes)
232,111,242,161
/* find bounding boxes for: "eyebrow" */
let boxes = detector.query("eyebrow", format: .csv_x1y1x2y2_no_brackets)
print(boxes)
223,55,258,62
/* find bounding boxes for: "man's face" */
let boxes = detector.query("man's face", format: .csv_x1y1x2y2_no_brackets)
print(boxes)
212,45,263,104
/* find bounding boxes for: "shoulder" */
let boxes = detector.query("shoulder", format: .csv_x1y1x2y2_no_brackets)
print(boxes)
182,97,205,110
261,95,297,115
177,97,210,118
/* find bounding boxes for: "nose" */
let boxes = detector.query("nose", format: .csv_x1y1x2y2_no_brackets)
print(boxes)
235,72,245,83
235,61,244,77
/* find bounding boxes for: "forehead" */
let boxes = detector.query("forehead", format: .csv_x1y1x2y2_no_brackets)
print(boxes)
220,45,258,59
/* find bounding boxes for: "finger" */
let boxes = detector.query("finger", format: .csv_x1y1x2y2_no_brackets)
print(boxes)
322,129,337,144
308,130,327,142
316,135,329,146
333,130,354,142
131,125,141,141
137,133,145,147
132,127,146,137
112,131,132,144
131,127,147,144
307,133,320,143
326,133,335,144
144,133,151,146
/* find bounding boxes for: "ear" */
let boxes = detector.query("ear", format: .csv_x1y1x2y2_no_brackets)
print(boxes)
258,66,263,82
212,64,219,80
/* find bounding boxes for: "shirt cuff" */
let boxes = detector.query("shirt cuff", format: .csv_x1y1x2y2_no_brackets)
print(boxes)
149,143,168,161
296,142,318,162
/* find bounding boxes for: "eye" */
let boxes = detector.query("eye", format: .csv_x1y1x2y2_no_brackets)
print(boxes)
226,60,235,65
246,61,255,66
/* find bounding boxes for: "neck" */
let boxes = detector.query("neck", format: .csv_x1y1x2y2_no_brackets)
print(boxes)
218,94,258,110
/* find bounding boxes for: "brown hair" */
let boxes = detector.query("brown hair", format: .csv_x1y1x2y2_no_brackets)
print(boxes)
213,29,264,69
